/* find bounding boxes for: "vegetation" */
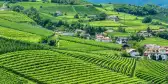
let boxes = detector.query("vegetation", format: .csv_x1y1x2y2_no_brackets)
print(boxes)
0,50,146,84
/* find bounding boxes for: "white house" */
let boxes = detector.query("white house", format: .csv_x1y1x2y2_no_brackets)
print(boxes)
127,49,140,57
116,37,129,44
107,15,119,22
144,44,168,60
95,34,112,43
137,31,152,37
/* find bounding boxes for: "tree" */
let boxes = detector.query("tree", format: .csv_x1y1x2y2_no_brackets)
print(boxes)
97,12,107,20
11,5,24,12
74,14,80,19
147,27,152,33
142,17,152,23
117,26,126,33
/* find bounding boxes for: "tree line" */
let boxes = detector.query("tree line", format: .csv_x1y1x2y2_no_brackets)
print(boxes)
114,4,159,16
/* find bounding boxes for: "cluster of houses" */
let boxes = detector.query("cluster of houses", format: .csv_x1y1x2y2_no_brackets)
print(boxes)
144,44,168,60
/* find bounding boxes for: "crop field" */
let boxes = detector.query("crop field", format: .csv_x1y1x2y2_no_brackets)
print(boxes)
59,40,107,52
108,32,131,37
136,59,167,84
0,26,41,42
57,50,136,76
89,20,125,27
59,36,122,50
0,50,146,84
0,11,35,23
0,37,50,54
74,5,101,15
138,37,168,46
40,5,76,15
0,19,53,36
9,2,57,10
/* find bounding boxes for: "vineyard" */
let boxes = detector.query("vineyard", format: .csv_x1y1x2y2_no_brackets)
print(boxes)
0,11,35,23
0,26,41,42
60,36,122,50
136,59,167,84
0,37,50,54
0,50,146,84
0,18,53,37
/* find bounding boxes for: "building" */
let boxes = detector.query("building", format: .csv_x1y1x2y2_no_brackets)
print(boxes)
55,11,63,16
107,15,119,22
127,49,140,57
137,31,152,37
144,44,168,60
95,34,112,43
116,37,129,44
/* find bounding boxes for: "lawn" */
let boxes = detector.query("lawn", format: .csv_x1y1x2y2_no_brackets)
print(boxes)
138,37,168,46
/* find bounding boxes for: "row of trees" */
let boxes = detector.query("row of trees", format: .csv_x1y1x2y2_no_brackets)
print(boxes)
114,4,158,16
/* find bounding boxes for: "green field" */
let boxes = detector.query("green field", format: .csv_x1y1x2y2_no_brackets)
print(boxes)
0,11,35,23
138,37,168,46
0,26,41,42
0,19,53,36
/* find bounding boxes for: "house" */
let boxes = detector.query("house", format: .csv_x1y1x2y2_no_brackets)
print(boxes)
127,49,140,57
95,34,112,43
55,11,63,16
116,37,129,44
144,44,168,60
107,15,119,22
137,31,152,37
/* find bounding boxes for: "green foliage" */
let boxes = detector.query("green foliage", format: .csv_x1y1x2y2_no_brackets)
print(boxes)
11,5,24,12
158,31,168,40
121,51,130,57
74,13,80,19
117,26,126,32
142,17,152,23
151,21,162,25
97,12,107,20
131,34,145,42
114,4,158,16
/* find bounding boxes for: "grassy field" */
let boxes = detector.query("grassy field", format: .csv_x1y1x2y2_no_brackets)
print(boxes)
0,11,35,23
138,37,168,46
40,5,76,15
0,26,41,42
74,5,101,15
108,32,131,37
89,20,125,27
0,19,53,37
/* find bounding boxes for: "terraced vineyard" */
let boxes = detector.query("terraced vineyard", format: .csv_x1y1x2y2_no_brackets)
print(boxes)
136,59,167,84
0,37,50,54
59,40,107,52
0,19,53,36
0,11,35,23
0,50,146,84
0,26,41,42
60,36,122,50
56,50,136,76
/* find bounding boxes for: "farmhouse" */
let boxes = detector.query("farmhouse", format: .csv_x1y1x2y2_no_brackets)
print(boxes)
55,11,63,16
95,34,112,42
127,49,140,57
144,44,168,60
137,31,152,37
107,15,119,22
116,37,129,44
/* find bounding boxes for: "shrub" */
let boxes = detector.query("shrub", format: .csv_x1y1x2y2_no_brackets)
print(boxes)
142,17,152,23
